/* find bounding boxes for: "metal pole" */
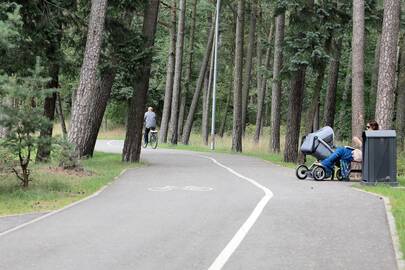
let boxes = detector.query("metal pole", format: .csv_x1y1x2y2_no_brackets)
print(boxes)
210,0,221,150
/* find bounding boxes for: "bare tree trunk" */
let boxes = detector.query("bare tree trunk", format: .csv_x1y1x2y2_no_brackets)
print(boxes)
36,19,63,162
55,92,67,139
0,98,9,138
256,13,263,102
323,38,342,128
178,0,197,140
219,87,232,137
305,64,326,135
181,18,215,145
242,1,256,135
313,102,320,131
351,0,365,142
375,0,401,129
396,34,405,150
369,33,381,119
284,66,306,163
122,0,160,162
232,0,245,152
269,13,285,151
297,64,325,164
36,92,57,162
85,66,117,157
68,0,108,157
202,49,213,145
168,0,187,144
262,100,269,130
336,55,352,140
160,0,177,144
254,22,274,143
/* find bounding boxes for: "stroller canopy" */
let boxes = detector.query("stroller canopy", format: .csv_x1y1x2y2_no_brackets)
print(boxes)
301,126,334,160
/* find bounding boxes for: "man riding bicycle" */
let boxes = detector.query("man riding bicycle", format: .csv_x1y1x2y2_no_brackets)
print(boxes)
144,107,157,145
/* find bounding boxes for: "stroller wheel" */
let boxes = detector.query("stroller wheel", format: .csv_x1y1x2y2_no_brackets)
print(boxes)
313,166,326,181
296,165,309,180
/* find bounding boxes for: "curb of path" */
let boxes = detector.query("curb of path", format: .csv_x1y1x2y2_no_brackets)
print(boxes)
0,168,130,237
353,187,405,270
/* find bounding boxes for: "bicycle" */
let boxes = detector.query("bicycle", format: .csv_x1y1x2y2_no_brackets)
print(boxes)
143,129,158,149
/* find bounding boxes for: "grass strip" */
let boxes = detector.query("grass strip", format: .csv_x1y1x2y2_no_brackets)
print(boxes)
0,152,141,216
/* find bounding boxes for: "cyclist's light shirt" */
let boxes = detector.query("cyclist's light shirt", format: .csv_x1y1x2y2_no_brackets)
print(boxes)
144,111,156,128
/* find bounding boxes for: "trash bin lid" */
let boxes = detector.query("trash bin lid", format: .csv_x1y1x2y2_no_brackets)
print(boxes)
364,130,396,138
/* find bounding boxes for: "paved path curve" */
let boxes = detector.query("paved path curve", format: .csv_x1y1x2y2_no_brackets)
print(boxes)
0,140,399,270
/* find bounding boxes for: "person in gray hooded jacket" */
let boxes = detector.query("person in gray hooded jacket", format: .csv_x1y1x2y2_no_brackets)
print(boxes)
144,107,157,145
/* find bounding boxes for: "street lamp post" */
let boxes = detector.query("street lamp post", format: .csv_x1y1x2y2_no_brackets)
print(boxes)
210,0,221,150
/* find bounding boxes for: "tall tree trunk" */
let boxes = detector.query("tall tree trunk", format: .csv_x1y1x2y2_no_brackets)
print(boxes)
202,49,214,145
219,87,232,137
284,66,306,163
36,18,62,162
253,22,274,143
85,66,117,157
351,0,365,142
181,18,215,145
313,102,320,131
160,0,177,144
375,0,401,129
0,98,10,138
242,1,256,135
269,13,285,150
305,64,326,135
36,84,58,162
168,0,187,144
122,0,160,162
56,92,67,139
297,63,325,164
68,0,108,157
178,0,197,140
256,15,263,102
369,33,381,119
396,35,405,150
232,0,245,152
336,55,352,140
323,38,342,128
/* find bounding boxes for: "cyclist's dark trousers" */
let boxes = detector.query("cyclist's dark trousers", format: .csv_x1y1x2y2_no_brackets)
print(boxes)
144,127,156,144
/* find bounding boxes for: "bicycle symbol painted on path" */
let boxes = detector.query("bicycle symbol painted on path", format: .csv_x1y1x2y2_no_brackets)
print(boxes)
148,186,214,192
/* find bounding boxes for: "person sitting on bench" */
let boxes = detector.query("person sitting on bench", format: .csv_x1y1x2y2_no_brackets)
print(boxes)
320,121,379,179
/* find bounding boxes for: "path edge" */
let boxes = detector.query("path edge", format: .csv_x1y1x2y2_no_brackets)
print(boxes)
353,187,405,270
0,168,130,237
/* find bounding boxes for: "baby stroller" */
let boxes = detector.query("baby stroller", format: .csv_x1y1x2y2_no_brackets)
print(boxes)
295,126,348,181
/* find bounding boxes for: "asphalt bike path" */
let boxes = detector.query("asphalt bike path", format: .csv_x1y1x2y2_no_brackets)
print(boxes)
0,140,398,270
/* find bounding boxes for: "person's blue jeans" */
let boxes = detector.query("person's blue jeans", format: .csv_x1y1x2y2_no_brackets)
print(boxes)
321,147,353,175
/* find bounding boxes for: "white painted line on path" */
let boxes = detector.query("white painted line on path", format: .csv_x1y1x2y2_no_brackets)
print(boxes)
199,155,274,270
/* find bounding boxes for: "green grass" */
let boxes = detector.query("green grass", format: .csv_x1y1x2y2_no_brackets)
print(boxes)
0,152,141,216
161,142,299,168
361,176,405,259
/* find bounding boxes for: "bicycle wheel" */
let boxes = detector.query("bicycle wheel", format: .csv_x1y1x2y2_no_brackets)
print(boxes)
150,133,158,149
143,136,148,148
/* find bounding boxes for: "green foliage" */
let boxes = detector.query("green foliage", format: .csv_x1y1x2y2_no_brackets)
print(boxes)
0,58,51,187
0,144,14,174
0,2,22,49
53,138,80,169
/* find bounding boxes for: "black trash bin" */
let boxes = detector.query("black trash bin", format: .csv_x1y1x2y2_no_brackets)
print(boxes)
362,130,398,186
